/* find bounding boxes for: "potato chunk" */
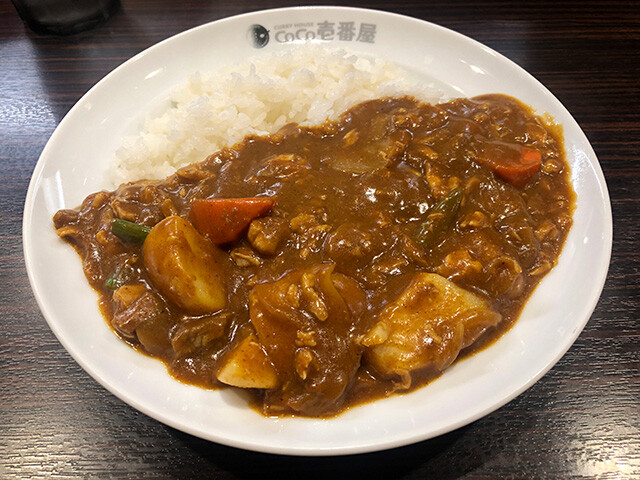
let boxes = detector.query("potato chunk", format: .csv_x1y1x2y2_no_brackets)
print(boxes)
362,273,501,385
143,216,227,314
217,334,278,389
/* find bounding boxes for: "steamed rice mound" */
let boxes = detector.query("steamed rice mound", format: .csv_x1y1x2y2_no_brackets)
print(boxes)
113,45,441,183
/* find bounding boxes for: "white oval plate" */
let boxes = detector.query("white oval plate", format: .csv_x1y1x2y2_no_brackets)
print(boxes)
23,7,612,456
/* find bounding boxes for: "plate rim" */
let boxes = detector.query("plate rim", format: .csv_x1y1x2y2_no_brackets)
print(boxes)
22,6,613,456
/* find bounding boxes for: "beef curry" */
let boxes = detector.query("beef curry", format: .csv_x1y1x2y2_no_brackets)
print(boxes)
53,94,575,417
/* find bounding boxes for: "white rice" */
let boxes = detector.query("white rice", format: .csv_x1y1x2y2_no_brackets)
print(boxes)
113,45,442,183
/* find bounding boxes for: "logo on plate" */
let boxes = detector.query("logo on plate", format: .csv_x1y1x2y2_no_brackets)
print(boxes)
249,24,269,48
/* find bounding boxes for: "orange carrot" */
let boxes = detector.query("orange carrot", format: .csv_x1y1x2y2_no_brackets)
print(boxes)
191,197,275,244
477,142,542,188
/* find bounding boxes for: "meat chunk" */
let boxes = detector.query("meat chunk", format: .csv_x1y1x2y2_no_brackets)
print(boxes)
484,256,524,298
288,213,332,260
362,273,501,386
110,182,164,226
325,221,426,286
247,217,290,255
171,313,229,356
248,264,365,416
324,223,375,266
111,284,166,341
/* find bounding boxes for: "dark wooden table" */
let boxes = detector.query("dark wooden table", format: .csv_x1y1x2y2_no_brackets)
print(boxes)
1,0,638,478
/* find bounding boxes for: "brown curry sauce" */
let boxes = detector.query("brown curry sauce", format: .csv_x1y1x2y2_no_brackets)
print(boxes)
53,94,575,417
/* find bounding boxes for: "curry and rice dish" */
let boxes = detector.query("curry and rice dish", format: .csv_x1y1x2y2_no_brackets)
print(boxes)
53,94,575,417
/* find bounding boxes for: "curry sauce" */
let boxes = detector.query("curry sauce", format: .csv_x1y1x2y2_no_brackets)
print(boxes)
53,94,575,417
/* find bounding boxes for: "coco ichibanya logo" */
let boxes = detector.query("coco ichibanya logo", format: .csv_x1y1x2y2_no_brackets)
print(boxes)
248,21,377,48
249,24,270,48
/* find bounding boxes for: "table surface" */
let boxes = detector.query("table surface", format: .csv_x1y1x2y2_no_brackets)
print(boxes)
1,0,638,478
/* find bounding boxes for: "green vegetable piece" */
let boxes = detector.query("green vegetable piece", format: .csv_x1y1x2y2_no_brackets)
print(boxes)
111,219,150,243
105,271,121,289
105,261,135,290
417,187,464,250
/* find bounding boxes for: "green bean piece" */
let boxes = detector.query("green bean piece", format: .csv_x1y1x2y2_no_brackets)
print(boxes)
417,187,464,250
105,271,121,290
105,261,135,289
111,219,150,243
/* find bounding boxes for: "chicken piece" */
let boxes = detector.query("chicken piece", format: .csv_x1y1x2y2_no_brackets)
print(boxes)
248,264,366,416
216,334,278,389
143,216,227,314
362,273,501,386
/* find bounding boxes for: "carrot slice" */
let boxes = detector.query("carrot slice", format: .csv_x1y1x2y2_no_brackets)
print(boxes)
191,197,275,244
477,141,542,188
